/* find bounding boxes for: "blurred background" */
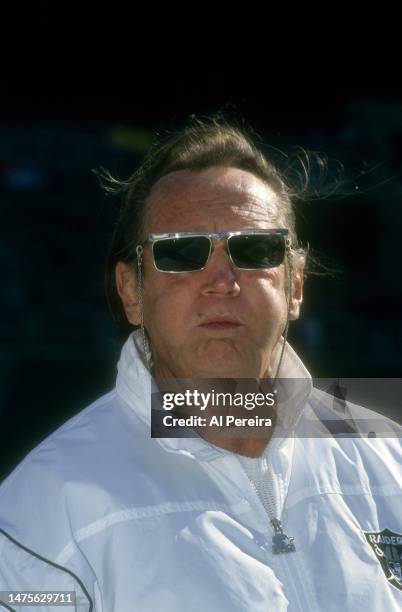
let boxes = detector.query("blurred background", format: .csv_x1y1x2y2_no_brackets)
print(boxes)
1,33,402,479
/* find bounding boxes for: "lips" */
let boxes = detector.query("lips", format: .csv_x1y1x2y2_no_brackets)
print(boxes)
200,321,242,329
198,316,243,330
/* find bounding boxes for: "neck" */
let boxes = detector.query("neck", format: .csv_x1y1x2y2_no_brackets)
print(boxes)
196,421,276,457
153,372,278,458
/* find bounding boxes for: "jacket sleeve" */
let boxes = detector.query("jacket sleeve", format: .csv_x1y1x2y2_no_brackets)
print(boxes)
0,528,94,611
0,453,98,612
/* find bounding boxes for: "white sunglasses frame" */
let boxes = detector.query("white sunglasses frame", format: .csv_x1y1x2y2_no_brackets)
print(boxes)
139,229,290,273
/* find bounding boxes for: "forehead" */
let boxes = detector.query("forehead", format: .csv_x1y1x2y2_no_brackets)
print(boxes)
144,166,281,233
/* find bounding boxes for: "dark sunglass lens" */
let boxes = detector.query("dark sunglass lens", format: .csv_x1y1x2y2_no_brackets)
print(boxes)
228,234,285,269
153,237,211,271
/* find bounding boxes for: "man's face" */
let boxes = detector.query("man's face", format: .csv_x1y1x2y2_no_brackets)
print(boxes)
117,167,304,379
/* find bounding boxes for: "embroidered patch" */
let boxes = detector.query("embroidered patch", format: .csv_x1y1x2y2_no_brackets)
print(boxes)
364,528,402,592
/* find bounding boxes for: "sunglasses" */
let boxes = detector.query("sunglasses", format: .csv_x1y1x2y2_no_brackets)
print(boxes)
139,229,290,273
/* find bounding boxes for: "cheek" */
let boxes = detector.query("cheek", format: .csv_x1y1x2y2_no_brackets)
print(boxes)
247,276,289,333
143,273,193,335
246,268,286,306
255,275,285,300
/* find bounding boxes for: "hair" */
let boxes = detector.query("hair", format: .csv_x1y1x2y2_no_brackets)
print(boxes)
96,114,330,340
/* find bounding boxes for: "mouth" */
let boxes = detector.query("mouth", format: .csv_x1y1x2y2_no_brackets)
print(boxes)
198,320,243,330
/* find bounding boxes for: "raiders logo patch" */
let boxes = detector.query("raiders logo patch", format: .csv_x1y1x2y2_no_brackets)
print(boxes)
364,528,402,592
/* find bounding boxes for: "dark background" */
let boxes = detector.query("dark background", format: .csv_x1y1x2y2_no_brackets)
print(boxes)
1,23,402,480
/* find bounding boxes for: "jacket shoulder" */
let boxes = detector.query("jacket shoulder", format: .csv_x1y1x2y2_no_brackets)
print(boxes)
0,390,142,551
307,386,402,437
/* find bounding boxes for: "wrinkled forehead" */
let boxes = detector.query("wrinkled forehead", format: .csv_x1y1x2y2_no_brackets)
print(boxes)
144,167,282,233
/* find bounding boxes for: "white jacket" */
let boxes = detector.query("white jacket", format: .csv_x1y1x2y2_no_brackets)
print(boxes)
0,331,401,611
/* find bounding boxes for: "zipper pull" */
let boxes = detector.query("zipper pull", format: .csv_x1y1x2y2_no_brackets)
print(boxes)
271,518,296,554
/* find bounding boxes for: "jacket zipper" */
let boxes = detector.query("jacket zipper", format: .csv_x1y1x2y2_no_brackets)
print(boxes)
236,437,317,611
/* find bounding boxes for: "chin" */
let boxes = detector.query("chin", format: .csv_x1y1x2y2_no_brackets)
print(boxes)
192,357,251,379
189,340,260,378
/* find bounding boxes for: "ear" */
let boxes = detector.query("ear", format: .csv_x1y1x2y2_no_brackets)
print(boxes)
115,261,141,326
288,262,305,321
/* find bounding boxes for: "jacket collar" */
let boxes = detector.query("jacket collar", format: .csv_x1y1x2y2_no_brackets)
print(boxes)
116,330,312,461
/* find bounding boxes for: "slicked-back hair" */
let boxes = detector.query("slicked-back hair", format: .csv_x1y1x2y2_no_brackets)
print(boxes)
98,116,308,340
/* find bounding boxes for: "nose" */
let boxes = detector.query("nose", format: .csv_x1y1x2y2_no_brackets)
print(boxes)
201,242,240,297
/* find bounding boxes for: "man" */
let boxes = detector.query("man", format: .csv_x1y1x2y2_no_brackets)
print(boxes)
0,118,401,611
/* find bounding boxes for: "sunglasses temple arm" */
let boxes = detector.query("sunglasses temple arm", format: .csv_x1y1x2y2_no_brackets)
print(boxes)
272,244,293,384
